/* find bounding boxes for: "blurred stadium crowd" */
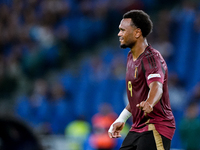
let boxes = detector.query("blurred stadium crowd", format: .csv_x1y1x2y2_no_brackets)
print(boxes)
1,0,200,149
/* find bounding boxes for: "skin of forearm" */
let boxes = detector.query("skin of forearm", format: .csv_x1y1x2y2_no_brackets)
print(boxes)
146,81,163,107
125,103,131,112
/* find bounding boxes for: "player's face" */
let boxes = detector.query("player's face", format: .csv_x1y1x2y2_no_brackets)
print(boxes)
118,18,137,49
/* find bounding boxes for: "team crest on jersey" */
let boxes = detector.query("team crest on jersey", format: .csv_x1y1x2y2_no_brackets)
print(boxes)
134,67,138,78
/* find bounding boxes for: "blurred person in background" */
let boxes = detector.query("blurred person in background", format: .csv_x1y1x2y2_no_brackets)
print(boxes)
65,115,91,150
15,79,50,134
190,82,200,104
179,102,200,150
48,81,73,134
92,103,117,132
89,103,118,150
167,72,187,148
168,72,187,113
108,10,175,150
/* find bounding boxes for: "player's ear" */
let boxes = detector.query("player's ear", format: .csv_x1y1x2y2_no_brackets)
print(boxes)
135,28,142,39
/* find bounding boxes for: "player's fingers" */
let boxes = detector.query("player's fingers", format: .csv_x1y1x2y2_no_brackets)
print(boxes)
143,102,153,113
140,101,145,107
109,124,118,138
108,132,114,138
113,131,121,138
108,124,115,138
136,101,145,109
136,104,142,110
116,133,122,138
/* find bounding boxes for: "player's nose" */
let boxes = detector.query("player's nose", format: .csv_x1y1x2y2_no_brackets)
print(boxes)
118,31,122,37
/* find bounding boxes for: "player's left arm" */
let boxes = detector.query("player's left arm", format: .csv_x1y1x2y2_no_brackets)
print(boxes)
136,81,163,113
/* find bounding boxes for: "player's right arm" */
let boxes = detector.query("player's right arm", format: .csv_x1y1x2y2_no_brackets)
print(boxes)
108,103,132,138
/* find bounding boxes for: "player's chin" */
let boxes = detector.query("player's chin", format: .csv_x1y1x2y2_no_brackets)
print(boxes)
120,44,128,49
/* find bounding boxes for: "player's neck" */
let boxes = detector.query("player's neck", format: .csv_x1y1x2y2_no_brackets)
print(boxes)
131,39,148,61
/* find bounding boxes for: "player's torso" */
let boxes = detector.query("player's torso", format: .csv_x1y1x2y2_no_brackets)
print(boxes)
125,48,175,137
126,52,149,124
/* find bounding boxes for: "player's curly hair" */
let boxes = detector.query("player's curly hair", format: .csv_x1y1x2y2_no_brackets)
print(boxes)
123,10,153,37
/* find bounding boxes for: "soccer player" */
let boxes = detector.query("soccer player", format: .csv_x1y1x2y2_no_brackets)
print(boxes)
108,10,176,150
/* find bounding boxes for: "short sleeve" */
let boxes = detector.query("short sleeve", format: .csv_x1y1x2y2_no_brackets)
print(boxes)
142,53,165,86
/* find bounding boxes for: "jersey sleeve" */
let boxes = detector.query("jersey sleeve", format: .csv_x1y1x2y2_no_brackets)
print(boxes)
142,53,165,86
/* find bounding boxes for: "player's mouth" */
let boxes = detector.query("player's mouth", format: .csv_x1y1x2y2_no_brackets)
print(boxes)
119,37,124,42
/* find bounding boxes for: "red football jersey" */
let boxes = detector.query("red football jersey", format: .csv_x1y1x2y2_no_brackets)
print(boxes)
126,45,175,140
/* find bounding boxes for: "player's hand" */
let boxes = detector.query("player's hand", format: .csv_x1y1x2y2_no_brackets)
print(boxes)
108,122,125,138
136,101,153,114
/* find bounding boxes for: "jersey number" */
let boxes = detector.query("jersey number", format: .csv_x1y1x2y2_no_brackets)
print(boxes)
128,81,132,97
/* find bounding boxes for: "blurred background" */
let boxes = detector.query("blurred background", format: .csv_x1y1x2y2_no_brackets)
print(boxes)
0,0,200,149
